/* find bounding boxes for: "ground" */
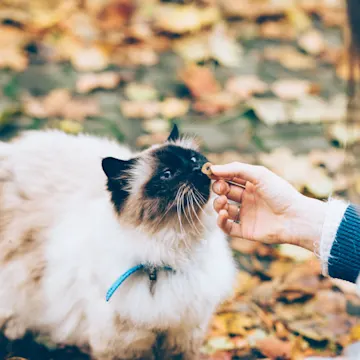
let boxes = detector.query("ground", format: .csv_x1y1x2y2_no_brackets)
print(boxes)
0,0,359,359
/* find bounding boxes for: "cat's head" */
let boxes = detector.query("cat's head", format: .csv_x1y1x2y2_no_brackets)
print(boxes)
102,125,211,235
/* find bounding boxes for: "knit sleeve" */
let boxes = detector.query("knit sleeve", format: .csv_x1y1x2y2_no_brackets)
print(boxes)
327,204,360,283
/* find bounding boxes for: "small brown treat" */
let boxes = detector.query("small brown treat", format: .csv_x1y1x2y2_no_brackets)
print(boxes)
202,162,213,177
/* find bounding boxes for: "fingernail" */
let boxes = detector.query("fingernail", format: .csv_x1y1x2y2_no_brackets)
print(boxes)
213,182,221,193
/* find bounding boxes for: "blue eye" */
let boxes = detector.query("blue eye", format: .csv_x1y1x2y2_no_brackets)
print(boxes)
191,156,197,163
161,169,173,180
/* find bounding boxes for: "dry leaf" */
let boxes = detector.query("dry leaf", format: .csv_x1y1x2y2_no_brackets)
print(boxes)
255,337,292,359
70,44,110,72
291,96,329,124
136,133,169,148
271,79,317,100
124,83,158,101
160,98,190,119
278,244,314,262
142,118,169,134
209,23,243,67
154,3,220,34
264,46,316,70
76,72,122,93
0,25,29,71
120,100,160,119
298,29,326,55
285,5,312,31
193,92,237,115
328,123,360,146
179,64,220,98
225,75,268,100
58,119,83,134
23,89,99,121
250,99,288,125
260,20,296,40
305,167,334,198
173,33,211,63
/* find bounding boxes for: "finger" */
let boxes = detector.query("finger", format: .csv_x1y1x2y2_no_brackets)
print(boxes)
213,196,240,220
213,180,245,203
217,210,243,238
211,163,266,184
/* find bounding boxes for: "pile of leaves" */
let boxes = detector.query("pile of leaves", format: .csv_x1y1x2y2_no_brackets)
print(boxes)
1,0,360,359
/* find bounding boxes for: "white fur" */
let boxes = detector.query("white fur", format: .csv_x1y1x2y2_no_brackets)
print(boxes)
0,130,236,359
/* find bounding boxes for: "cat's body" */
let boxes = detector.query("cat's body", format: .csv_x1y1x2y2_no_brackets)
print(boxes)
0,129,236,359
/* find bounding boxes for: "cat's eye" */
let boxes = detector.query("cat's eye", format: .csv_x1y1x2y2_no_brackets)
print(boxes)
161,169,173,180
190,156,197,163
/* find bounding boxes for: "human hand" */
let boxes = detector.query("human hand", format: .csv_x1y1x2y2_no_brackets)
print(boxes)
211,163,327,251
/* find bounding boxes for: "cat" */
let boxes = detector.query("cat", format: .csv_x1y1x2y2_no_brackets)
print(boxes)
0,125,236,360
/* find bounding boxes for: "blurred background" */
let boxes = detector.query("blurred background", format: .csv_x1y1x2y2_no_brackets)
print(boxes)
0,0,359,359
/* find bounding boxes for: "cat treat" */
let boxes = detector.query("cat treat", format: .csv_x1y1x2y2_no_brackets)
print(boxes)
202,162,246,189
202,162,213,177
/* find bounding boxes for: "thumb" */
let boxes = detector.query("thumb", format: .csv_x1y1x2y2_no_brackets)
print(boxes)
211,163,265,185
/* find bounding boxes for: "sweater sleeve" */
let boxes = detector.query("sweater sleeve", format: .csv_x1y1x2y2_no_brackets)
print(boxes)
327,203,360,283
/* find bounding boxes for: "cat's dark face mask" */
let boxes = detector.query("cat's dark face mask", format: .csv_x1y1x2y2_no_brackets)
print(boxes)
144,141,211,210
102,125,211,233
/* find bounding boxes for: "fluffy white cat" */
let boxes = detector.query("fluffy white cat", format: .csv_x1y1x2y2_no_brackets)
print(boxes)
0,125,236,359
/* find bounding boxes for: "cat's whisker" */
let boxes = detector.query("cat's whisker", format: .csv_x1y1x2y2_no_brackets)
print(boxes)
190,189,207,233
186,191,201,236
190,190,208,231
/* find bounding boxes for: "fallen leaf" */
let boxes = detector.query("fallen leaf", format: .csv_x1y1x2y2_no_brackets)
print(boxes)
291,96,329,124
225,75,268,100
250,99,288,125
278,244,314,262
193,92,237,115
205,336,236,352
308,149,347,173
58,119,83,134
328,123,360,146
289,315,356,342
209,23,243,67
260,20,296,40
136,133,169,148
285,5,312,31
255,337,292,359
0,25,29,71
70,43,110,72
23,89,99,121
142,118,169,134
264,46,316,70
160,98,190,119
271,79,318,100
298,29,326,55
173,33,211,63
124,83,158,101
305,167,334,198
154,3,220,34
120,100,160,119
179,64,220,99
76,72,122,93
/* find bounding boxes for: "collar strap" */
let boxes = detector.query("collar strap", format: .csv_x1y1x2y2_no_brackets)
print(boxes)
106,264,174,302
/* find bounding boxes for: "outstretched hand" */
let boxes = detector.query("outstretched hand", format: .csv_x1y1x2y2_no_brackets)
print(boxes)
211,162,326,251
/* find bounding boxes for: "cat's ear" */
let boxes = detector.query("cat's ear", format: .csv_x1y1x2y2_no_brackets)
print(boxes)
102,157,134,179
167,124,180,142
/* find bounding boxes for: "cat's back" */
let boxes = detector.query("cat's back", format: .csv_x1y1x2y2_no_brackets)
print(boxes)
0,130,133,199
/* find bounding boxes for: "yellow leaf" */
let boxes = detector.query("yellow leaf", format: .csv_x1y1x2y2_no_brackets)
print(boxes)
124,83,158,101
154,4,219,34
285,5,312,32
209,23,243,67
58,119,83,134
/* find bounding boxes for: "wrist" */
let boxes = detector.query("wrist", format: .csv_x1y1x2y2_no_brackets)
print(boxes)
284,195,327,252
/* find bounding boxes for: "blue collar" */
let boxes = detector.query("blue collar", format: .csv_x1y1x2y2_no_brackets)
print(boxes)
106,264,174,302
